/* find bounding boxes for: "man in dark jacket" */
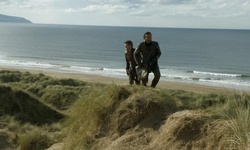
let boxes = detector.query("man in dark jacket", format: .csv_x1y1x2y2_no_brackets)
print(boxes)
124,40,140,85
134,32,161,88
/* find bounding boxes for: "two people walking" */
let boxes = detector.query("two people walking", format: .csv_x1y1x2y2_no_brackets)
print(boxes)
124,32,161,88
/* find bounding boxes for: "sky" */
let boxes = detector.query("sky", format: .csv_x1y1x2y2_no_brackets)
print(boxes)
0,0,250,29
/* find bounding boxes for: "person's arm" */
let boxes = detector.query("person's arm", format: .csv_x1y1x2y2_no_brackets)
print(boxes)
149,42,161,65
125,52,129,75
134,44,142,67
156,42,161,59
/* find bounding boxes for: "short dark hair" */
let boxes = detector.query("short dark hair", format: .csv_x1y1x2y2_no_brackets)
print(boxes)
143,31,152,38
124,40,133,46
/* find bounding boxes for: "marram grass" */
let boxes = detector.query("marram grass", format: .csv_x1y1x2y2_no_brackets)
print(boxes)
1,70,250,149
219,94,250,149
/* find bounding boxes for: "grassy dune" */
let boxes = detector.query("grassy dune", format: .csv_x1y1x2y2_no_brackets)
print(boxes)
0,70,250,150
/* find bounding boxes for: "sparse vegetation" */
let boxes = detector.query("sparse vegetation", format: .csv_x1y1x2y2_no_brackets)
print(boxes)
0,70,250,150
19,129,52,150
218,94,250,149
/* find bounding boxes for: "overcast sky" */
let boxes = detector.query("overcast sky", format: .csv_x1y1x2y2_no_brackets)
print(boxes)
1,0,250,29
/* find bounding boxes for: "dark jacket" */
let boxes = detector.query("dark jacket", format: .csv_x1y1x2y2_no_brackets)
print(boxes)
125,48,137,70
134,41,161,68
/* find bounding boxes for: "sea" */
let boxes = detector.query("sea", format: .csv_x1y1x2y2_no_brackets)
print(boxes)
0,23,250,91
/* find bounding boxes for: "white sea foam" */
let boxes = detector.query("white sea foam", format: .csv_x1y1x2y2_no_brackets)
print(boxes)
1,58,250,90
193,71,241,77
0,59,60,68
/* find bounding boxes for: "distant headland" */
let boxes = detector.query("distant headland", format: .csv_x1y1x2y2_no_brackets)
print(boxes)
0,14,32,23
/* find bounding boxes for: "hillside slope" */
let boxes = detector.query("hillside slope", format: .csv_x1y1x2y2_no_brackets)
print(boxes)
0,14,32,23
0,70,249,150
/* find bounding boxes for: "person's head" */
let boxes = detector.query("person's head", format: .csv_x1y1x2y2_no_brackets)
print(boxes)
143,32,152,43
124,40,133,50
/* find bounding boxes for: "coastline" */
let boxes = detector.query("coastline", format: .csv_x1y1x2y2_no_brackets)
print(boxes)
0,67,239,94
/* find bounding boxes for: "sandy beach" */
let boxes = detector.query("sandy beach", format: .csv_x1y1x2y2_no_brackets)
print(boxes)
0,67,237,94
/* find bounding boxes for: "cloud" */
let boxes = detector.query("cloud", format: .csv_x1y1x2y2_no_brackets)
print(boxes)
83,4,128,14
146,0,250,18
0,0,60,9
65,4,125,14
62,0,250,22
157,0,196,5
65,2,141,15
0,0,249,28
0,0,11,3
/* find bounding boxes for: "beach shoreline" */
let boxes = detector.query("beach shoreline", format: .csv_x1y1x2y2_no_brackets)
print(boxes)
0,67,241,94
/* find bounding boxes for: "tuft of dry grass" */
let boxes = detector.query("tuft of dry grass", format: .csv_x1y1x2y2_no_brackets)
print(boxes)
19,129,52,150
63,84,124,149
218,93,250,149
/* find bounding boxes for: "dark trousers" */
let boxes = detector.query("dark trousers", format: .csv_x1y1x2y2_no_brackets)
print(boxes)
142,64,161,88
129,68,140,85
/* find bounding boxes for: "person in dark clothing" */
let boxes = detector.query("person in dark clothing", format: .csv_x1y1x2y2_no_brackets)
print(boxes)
124,40,140,85
134,32,161,88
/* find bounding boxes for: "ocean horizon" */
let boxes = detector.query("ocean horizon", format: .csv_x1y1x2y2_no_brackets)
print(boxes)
0,23,250,91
